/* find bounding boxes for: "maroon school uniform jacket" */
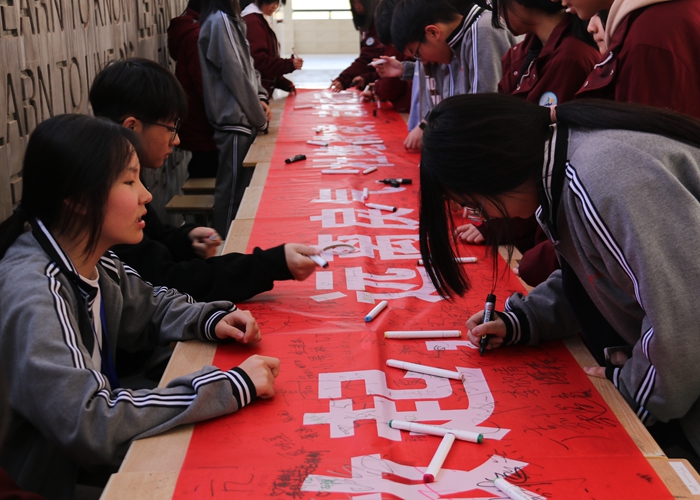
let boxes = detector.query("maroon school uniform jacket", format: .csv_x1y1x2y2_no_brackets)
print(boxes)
336,24,412,112
167,9,217,152
495,16,599,286
499,16,600,106
575,0,700,119
242,10,295,95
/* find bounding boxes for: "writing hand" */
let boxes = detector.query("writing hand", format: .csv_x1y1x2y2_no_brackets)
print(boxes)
330,79,343,92
376,56,403,78
350,76,365,89
189,227,222,259
284,243,320,281
466,311,506,352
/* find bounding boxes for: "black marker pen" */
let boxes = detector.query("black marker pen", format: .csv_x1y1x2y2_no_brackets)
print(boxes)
479,294,496,356
285,154,306,164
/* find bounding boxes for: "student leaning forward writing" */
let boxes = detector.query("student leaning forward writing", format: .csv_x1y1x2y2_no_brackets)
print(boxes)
417,93,700,467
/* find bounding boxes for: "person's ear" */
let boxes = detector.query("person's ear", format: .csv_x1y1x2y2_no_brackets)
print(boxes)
424,24,441,41
121,116,141,132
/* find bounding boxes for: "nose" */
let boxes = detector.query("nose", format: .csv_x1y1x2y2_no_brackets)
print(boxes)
140,182,153,204
171,132,181,146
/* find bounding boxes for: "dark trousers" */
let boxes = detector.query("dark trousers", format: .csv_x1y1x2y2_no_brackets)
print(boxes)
212,129,256,235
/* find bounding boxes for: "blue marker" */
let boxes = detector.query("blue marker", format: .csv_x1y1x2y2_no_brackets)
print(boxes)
364,300,388,322
479,294,496,356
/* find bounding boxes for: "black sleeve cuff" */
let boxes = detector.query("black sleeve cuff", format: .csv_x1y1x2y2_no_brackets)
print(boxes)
497,305,531,345
202,306,238,342
228,367,257,407
606,365,620,386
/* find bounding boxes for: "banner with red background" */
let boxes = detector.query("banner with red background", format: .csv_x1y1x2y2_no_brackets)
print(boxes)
173,91,672,499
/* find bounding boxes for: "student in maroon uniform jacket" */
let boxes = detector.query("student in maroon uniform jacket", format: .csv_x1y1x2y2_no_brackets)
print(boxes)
456,0,599,287
242,0,302,97
330,0,411,111
168,0,220,179
567,0,700,119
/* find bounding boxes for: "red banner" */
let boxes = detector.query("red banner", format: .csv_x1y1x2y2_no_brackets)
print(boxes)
173,91,672,499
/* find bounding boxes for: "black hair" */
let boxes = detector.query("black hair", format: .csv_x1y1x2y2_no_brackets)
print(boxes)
201,0,241,21
186,0,201,12
598,9,608,28
419,93,700,298
490,0,596,49
375,0,400,45
254,0,286,6
351,0,380,31
89,58,187,126
0,114,144,260
391,0,461,52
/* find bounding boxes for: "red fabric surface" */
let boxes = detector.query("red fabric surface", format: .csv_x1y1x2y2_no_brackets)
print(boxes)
173,90,672,499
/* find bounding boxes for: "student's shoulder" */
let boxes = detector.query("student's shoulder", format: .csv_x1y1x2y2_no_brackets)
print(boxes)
628,0,700,47
0,233,59,292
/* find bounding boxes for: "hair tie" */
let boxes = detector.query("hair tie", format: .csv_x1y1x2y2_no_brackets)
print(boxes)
549,105,558,124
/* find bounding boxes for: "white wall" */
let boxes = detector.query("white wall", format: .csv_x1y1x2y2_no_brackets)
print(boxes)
274,5,359,55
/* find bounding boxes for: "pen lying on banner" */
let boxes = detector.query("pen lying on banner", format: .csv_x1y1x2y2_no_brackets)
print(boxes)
388,419,483,443
386,359,464,380
384,330,461,339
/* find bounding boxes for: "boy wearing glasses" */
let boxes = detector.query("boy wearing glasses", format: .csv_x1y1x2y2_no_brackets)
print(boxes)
379,0,516,149
89,58,319,384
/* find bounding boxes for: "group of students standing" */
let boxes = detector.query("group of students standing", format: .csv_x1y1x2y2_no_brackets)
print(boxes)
1,0,700,497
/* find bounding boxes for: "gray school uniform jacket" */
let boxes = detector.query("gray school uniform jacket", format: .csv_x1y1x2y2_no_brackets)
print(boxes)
198,10,268,135
499,126,700,455
0,220,257,499
401,5,517,121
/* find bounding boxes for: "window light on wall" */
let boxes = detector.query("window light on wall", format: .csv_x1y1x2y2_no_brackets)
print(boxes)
291,0,352,19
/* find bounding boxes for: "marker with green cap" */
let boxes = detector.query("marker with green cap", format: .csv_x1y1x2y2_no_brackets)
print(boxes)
388,419,483,443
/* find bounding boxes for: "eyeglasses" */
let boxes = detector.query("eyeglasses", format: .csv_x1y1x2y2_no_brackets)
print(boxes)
410,40,423,61
141,118,180,142
463,197,488,224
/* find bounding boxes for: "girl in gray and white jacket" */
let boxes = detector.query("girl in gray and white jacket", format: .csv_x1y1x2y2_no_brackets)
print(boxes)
418,93,700,463
0,115,279,499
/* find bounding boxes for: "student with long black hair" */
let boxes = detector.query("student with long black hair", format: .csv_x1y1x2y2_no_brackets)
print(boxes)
0,115,279,498
418,93,700,464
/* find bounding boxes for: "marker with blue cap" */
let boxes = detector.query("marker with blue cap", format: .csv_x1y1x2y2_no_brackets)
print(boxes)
364,300,388,322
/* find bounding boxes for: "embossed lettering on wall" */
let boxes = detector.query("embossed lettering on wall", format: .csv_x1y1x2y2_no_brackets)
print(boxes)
0,0,187,223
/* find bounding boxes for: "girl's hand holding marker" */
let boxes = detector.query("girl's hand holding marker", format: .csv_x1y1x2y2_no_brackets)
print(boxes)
466,298,507,353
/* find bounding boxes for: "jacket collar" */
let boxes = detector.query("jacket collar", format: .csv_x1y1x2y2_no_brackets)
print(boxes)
447,3,484,50
30,218,99,302
606,0,671,47
241,3,261,16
